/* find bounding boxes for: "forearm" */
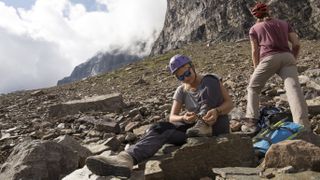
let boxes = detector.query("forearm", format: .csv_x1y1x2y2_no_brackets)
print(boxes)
215,100,234,116
288,32,300,59
169,114,184,123
252,50,260,68
215,82,234,116
292,44,300,59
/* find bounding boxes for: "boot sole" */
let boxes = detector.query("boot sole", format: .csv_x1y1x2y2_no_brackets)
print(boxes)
86,157,131,178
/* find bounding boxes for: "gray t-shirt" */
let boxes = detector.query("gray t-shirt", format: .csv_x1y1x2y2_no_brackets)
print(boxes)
172,74,222,114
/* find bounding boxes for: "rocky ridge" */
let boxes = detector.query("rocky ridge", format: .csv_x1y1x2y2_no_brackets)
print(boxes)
57,51,141,85
151,0,320,55
0,40,320,179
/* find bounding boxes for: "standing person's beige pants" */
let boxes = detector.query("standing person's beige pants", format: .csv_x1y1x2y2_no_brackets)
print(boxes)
246,52,311,131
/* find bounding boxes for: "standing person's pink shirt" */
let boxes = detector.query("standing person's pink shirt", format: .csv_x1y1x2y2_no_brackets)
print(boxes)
249,18,294,60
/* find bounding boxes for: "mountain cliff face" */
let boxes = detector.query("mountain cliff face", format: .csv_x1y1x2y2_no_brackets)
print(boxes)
151,0,320,55
57,51,141,85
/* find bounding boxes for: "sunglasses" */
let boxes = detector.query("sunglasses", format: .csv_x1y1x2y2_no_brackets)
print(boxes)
176,68,192,81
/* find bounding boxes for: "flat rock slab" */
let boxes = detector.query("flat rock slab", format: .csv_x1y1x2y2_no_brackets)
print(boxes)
49,93,125,117
159,134,256,180
212,167,262,179
63,165,144,180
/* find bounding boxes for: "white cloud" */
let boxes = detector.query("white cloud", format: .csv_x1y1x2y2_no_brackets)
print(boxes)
0,0,167,93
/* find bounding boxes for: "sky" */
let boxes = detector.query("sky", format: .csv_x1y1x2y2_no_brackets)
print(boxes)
0,0,167,94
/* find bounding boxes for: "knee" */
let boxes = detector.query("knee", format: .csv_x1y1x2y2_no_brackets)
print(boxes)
148,122,176,134
284,78,300,88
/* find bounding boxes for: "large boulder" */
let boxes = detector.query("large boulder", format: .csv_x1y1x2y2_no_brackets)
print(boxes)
54,135,92,167
159,134,256,180
262,140,320,171
0,139,79,180
49,93,125,117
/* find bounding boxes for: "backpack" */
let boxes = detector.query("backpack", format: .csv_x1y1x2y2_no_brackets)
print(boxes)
258,106,292,129
253,118,305,157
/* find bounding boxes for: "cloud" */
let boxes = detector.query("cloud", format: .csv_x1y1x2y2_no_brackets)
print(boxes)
0,27,72,93
0,0,167,93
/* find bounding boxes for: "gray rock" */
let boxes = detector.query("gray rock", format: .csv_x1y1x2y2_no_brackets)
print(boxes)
128,108,140,117
0,139,79,180
49,93,125,117
125,121,140,132
262,140,320,171
229,107,245,120
125,132,137,142
84,143,110,155
212,167,262,180
133,124,151,136
277,166,296,174
144,160,163,180
54,135,92,167
306,97,320,115
272,171,320,179
103,137,121,152
63,165,102,180
95,120,120,134
159,134,256,180
159,104,171,112
304,68,320,79
307,80,320,91
63,165,144,180
298,75,310,85
31,90,45,96
276,88,286,95
77,115,96,124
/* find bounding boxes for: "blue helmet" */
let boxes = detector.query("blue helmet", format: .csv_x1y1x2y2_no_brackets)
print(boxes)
168,54,191,74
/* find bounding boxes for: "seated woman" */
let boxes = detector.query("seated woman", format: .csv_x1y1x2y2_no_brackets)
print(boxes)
86,54,234,178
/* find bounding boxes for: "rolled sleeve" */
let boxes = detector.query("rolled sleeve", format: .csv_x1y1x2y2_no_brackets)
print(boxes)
173,85,185,103
249,27,258,41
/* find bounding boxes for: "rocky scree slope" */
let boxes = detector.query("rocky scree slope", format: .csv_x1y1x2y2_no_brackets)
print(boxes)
0,40,319,179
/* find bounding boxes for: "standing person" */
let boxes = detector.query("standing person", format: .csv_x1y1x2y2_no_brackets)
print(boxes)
85,54,233,178
241,2,311,134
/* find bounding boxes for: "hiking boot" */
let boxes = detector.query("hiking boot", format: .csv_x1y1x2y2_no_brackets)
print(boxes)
241,118,260,135
230,119,242,132
186,119,212,137
86,151,134,178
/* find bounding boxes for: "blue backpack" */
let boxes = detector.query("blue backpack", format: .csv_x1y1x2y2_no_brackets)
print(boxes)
253,107,305,157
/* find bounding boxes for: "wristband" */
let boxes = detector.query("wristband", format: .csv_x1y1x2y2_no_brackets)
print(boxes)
215,108,222,115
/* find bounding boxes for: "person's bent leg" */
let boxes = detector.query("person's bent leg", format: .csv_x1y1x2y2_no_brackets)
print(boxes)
86,122,189,177
212,115,230,136
244,55,280,133
126,123,188,163
86,151,134,178
278,54,311,131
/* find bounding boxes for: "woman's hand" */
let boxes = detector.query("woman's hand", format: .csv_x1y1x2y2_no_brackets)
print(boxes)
183,112,197,124
202,109,218,125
